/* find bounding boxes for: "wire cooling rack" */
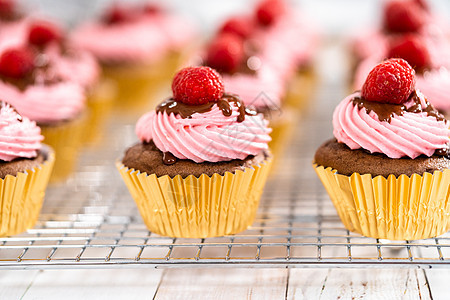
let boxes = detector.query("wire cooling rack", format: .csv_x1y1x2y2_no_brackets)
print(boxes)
1,78,450,270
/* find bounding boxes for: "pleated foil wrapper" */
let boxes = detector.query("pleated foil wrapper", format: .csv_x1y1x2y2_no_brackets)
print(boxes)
103,51,185,113
314,164,450,240
85,79,116,147
117,158,272,238
268,108,297,174
0,146,55,236
284,68,317,111
40,113,88,182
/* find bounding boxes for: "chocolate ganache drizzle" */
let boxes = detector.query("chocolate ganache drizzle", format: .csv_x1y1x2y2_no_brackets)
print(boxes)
156,93,257,122
352,90,445,123
154,93,260,165
352,90,449,157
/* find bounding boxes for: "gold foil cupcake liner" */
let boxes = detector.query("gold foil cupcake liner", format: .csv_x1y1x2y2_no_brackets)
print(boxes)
0,146,55,237
117,158,272,238
85,79,116,147
40,113,88,182
284,68,317,111
268,108,297,174
103,51,185,114
314,164,450,240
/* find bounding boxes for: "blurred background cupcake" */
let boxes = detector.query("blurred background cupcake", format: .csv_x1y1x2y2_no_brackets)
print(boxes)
71,2,198,114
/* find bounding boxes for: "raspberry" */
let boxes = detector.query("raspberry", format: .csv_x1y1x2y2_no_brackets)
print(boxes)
383,0,425,33
361,58,416,104
0,0,14,19
255,0,285,26
206,34,245,73
172,67,224,105
414,0,429,11
387,34,430,72
143,3,161,15
0,47,35,79
103,5,130,24
219,16,254,39
28,21,62,47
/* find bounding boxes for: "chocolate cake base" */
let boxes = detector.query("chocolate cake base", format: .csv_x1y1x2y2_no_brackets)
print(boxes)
122,142,271,178
314,139,450,177
0,145,50,179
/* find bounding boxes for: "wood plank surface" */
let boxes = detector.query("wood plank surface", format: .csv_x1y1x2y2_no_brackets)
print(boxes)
21,269,163,300
0,270,39,299
153,268,288,300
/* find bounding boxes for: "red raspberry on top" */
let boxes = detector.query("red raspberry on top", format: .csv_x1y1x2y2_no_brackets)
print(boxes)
361,58,416,104
0,0,14,19
255,0,285,26
414,0,429,11
383,0,425,33
143,3,161,15
0,47,35,79
28,21,62,47
206,33,245,74
387,34,430,72
172,66,224,105
219,16,254,40
103,5,131,24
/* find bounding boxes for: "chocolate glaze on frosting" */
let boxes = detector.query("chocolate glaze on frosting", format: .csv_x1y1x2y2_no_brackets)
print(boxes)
156,93,257,123
0,54,63,91
0,100,22,122
352,90,445,123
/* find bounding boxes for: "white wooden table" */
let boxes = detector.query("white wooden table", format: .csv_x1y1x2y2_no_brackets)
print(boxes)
1,268,448,299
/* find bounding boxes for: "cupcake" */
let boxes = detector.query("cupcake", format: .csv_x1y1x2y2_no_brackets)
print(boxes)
0,101,54,236
117,66,272,238
203,26,292,162
314,58,450,240
0,45,86,181
0,18,114,147
252,0,319,109
350,0,448,81
71,2,197,112
354,34,450,116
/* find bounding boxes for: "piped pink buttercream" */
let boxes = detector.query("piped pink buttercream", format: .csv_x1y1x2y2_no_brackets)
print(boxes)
223,69,284,109
136,103,271,163
0,102,43,161
0,81,86,124
71,13,196,65
333,91,450,159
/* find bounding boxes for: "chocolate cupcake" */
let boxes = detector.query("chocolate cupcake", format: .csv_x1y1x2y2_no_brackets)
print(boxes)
117,66,272,238
314,58,450,240
0,101,54,236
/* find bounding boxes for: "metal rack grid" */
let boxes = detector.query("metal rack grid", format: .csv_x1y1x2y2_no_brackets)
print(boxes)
1,76,450,270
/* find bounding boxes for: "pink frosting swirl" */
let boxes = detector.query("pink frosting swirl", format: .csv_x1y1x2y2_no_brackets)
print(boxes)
136,102,271,163
71,18,167,64
333,91,450,159
0,102,43,161
0,81,86,124
416,68,450,112
45,44,100,90
71,13,196,65
222,69,284,109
